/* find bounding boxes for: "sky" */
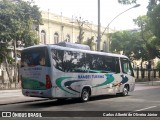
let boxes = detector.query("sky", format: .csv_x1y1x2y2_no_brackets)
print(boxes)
33,0,148,30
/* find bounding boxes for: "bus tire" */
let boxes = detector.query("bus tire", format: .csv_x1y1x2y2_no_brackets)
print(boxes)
81,88,90,102
121,85,129,96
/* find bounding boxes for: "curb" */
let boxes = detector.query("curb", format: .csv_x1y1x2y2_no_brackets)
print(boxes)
0,89,21,93
0,97,49,105
136,81,160,86
148,81,160,86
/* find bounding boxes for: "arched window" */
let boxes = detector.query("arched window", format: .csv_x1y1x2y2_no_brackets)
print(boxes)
41,30,46,44
65,34,70,42
54,32,59,44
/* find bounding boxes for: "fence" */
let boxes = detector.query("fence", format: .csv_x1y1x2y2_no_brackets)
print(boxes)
134,68,160,82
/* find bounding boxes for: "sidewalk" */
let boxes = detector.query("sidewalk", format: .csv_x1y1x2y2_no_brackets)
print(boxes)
136,80,160,86
0,89,48,105
0,81,159,105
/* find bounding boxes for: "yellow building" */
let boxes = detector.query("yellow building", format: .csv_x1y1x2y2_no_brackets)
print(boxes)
38,11,110,51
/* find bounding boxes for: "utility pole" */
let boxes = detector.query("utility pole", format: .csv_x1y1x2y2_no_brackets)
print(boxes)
97,0,101,51
48,9,50,44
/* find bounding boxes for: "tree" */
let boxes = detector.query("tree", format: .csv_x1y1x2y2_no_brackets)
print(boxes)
118,0,160,58
147,0,160,11
0,42,14,84
146,1,160,58
110,15,159,69
83,36,96,51
110,31,145,60
0,0,42,86
110,30,149,69
133,15,160,59
0,0,42,47
111,27,157,67
75,17,86,44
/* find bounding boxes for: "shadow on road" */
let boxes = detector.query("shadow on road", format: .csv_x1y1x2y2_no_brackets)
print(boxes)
25,94,129,108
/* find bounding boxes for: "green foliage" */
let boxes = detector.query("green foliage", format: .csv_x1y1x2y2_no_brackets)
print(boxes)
156,61,160,70
0,0,42,63
83,36,96,51
0,0,42,47
147,2,160,58
0,44,14,66
110,13,160,62
110,30,157,61
118,0,160,59
147,0,160,11
148,4,160,39
133,16,150,31
0,43,6,63
134,15,160,59
110,31,143,60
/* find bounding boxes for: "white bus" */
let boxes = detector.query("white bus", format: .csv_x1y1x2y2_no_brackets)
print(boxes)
20,42,135,102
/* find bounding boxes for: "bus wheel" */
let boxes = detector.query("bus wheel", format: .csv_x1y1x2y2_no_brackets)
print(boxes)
121,85,128,96
81,88,90,102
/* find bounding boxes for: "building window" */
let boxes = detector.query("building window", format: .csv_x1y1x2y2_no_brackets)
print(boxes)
54,32,59,44
41,30,46,44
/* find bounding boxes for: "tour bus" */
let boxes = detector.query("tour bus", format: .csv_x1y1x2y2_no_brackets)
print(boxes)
20,42,135,102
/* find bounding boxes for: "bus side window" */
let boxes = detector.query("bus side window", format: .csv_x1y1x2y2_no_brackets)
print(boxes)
63,51,86,73
121,58,133,76
51,49,64,71
115,58,120,73
121,58,129,74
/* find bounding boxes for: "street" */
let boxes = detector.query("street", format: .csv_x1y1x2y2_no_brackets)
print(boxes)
0,83,160,120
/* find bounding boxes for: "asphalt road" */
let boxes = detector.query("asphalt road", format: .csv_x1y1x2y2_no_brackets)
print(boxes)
0,84,160,120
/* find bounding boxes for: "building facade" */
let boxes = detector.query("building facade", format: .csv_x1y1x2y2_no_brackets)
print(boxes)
39,11,109,51
0,11,111,88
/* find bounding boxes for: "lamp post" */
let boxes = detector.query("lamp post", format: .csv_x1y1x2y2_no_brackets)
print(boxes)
101,4,140,52
97,0,101,51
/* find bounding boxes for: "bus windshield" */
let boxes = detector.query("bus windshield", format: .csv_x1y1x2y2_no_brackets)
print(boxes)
21,47,50,67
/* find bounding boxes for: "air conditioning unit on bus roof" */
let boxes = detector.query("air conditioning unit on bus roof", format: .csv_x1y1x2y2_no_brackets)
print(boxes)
55,42,90,50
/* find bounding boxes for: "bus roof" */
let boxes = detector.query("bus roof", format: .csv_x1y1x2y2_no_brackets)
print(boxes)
55,42,90,50
22,44,128,59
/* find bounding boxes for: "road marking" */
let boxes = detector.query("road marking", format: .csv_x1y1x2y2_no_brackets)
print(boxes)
135,106,157,111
